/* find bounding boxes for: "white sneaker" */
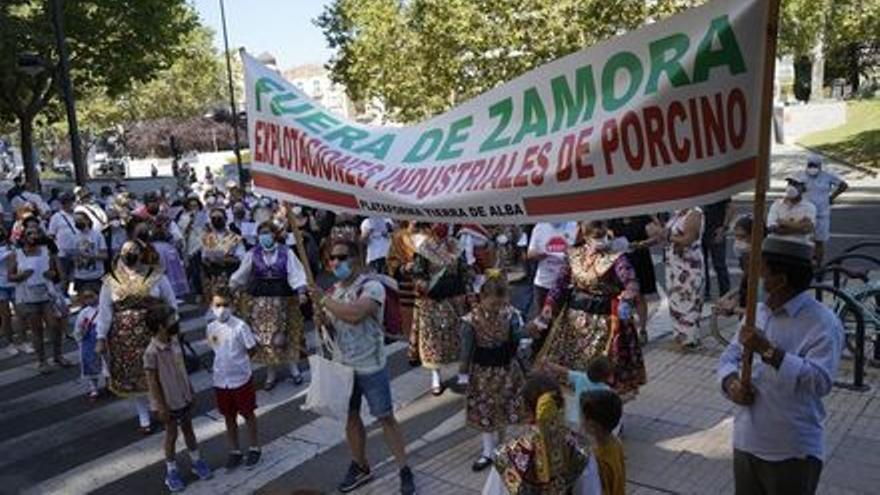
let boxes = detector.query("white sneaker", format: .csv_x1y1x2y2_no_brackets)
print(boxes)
3,345,20,357
19,343,35,354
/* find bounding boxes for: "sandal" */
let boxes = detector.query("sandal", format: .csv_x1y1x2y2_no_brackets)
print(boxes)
431,385,445,397
291,374,304,386
264,379,277,391
471,456,493,472
138,425,154,435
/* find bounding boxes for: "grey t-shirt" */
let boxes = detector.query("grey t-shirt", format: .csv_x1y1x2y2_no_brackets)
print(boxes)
327,275,386,375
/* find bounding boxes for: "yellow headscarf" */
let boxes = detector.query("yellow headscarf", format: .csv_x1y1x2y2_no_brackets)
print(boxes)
533,391,563,484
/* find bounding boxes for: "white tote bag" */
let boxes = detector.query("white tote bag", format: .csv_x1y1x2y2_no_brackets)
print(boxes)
303,328,354,420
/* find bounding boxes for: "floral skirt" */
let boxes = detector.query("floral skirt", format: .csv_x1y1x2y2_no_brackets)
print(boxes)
413,297,462,368
467,361,526,431
666,249,705,340
607,314,647,395
246,295,303,366
107,308,151,396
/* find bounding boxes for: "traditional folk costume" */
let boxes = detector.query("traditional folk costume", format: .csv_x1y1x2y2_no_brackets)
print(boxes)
665,209,705,345
411,235,468,369
483,393,600,495
95,263,178,396
230,244,306,368
135,208,190,298
200,228,246,307
458,224,496,294
460,304,526,432
541,243,646,396
387,228,417,350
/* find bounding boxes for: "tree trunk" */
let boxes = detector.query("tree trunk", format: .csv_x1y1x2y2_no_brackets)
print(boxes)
18,114,39,191
848,42,860,93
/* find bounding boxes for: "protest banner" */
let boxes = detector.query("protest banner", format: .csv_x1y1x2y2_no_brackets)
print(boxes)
245,0,774,225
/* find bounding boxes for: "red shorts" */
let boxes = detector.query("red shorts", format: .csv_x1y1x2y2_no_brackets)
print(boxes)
215,379,257,418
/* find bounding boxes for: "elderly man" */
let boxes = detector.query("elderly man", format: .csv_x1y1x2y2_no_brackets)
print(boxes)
797,154,848,266
717,236,843,495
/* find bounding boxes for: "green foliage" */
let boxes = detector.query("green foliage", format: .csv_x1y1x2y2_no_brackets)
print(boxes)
75,25,226,133
778,0,828,58
316,0,703,123
798,98,880,169
822,0,880,91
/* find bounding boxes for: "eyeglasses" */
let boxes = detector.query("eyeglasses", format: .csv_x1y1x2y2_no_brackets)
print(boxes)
329,254,350,262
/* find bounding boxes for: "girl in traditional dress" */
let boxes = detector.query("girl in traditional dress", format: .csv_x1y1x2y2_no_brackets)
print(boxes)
458,270,526,472
664,208,705,350
387,221,418,353
230,222,308,390
538,220,646,398
482,373,600,494
411,223,468,396
95,240,178,433
201,207,245,309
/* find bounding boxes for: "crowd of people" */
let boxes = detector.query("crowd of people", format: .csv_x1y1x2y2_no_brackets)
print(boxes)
0,152,847,494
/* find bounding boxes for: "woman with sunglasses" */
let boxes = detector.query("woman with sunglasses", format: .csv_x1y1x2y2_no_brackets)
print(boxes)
230,221,308,390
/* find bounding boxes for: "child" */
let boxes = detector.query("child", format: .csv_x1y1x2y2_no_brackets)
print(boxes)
482,373,599,494
206,289,262,471
458,270,527,472
143,304,213,492
72,290,103,401
542,356,613,430
581,390,625,495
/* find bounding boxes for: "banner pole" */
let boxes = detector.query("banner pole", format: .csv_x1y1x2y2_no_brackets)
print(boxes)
741,0,782,388
286,203,325,329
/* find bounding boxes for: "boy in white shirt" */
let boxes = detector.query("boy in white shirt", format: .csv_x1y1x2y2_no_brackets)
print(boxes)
206,289,262,471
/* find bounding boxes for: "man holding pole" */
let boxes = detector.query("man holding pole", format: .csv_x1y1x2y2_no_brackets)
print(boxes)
717,236,843,494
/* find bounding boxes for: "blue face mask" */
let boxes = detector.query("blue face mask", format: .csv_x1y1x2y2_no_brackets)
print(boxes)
259,233,275,249
333,260,352,280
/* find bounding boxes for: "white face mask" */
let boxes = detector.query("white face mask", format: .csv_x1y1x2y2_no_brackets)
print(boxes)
806,166,820,176
212,307,230,322
733,240,750,256
785,185,800,199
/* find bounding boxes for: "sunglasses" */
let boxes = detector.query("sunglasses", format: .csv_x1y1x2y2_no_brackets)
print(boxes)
329,254,350,262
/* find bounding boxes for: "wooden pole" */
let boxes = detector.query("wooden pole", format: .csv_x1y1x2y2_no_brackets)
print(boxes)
285,203,326,330
742,0,782,388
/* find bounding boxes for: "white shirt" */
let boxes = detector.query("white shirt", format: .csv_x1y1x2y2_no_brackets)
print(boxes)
229,246,307,292
361,217,393,264
71,229,107,281
767,198,817,243
797,170,842,217
48,210,78,253
529,222,579,289
207,315,257,389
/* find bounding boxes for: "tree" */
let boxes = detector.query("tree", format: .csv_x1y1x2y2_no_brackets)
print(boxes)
823,0,880,93
0,0,198,186
316,0,702,123
75,25,226,133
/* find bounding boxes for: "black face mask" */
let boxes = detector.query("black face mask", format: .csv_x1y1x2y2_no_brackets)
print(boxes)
25,235,39,246
167,322,180,336
75,222,88,231
211,217,226,230
122,252,139,267
136,230,151,242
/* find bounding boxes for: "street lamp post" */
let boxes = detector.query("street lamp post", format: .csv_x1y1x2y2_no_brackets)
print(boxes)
219,0,246,187
50,0,87,186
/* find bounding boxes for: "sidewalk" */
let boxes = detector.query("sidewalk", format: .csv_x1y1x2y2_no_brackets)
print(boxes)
734,143,880,203
358,305,880,495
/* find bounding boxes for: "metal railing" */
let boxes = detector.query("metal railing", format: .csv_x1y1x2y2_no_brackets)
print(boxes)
811,283,870,392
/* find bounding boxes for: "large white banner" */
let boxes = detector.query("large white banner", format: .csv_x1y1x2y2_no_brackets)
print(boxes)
245,0,771,224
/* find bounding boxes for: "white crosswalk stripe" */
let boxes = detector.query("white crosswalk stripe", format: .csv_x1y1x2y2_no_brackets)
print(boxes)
3,308,437,495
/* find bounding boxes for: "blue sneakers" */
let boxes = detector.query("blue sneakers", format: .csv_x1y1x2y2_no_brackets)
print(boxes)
191,459,214,481
165,469,186,492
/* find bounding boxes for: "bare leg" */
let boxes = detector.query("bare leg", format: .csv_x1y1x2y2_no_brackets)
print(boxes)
180,414,198,451
224,414,240,452
164,420,179,462
636,297,648,335
346,412,368,468
243,412,260,449
379,415,407,468
28,313,45,364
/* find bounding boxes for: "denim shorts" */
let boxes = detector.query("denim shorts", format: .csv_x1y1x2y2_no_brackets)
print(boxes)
0,287,14,302
348,367,393,419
